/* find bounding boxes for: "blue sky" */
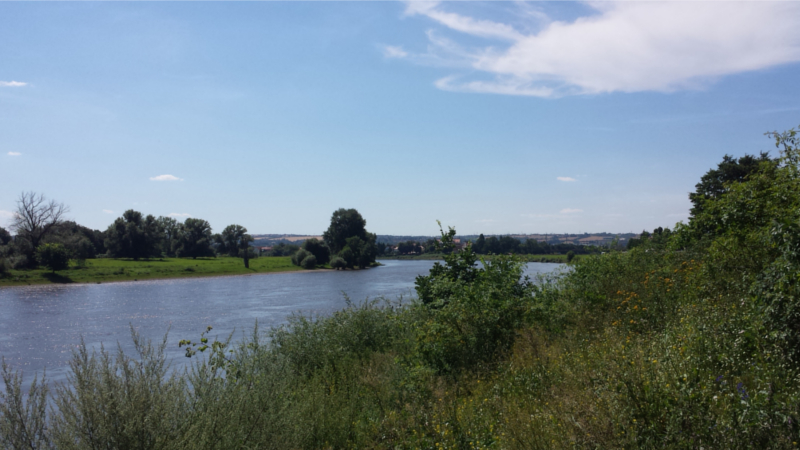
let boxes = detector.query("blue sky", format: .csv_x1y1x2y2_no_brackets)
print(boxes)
2,1,800,236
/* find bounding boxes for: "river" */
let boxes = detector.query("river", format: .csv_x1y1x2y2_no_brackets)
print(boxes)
0,260,564,388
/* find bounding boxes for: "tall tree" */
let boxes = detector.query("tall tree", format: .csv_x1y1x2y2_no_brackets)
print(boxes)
218,224,248,257
104,210,161,260
11,192,69,266
175,218,215,259
689,152,776,217
156,216,180,256
323,208,367,254
217,224,253,267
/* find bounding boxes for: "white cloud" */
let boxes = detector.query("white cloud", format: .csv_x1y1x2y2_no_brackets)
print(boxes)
7,152,21,156
405,2,523,42
168,213,191,218
556,176,576,182
0,210,14,219
560,208,583,214
102,209,114,214
398,2,800,97
0,81,26,87
149,174,183,181
382,45,408,59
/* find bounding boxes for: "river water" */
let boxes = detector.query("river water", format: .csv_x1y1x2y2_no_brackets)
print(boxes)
0,260,564,387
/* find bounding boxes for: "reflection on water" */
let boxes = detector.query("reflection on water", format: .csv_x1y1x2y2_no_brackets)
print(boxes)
0,260,564,387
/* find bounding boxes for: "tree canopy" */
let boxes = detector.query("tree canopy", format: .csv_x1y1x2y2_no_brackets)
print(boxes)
175,218,215,259
104,210,161,260
323,208,367,255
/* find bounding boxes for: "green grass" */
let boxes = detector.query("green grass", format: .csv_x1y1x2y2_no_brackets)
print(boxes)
0,256,303,286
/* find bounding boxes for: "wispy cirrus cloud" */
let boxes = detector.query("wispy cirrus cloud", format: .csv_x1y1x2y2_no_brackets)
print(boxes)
560,208,583,214
556,176,576,182
7,152,21,156
102,209,114,214
0,81,26,87
150,174,183,181
393,1,800,97
168,213,191,218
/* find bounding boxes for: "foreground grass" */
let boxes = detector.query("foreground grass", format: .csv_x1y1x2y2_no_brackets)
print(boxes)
0,256,302,286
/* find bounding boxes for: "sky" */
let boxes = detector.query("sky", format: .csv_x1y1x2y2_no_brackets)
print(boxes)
2,1,800,236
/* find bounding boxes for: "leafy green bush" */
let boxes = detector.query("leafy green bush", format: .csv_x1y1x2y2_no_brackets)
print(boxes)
414,226,533,374
300,254,316,269
291,249,310,266
302,238,330,265
329,256,346,270
36,243,70,273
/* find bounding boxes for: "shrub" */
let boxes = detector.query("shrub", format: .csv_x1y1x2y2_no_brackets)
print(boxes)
329,256,346,270
36,243,70,273
291,249,310,266
566,250,575,262
8,255,29,270
0,258,8,277
49,330,188,449
303,238,330,265
300,254,317,269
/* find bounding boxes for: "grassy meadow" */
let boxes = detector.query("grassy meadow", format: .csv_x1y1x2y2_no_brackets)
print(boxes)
0,256,302,287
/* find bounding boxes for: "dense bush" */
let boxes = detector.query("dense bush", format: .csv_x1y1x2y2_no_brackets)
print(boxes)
36,243,70,273
300,254,317,269
302,238,330,265
291,248,311,267
329,256,346,270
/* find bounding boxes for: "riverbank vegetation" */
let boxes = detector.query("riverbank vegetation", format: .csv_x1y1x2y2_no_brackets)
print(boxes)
0,256,298,286
3,126,800,448
378,253,574,263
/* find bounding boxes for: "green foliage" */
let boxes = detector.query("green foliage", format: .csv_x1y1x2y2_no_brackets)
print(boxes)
329,256,346,270
291,248,311,266
175,218,215,259
300,254,317,269
413,224,534,374
0,360,50,449
267,242,300,257
50,330,187,450
323,208,367,254
36,242,70,273
104,210,161,260
302,238,330,265
156,216,179,256
0,227,12,246
566,250,575,262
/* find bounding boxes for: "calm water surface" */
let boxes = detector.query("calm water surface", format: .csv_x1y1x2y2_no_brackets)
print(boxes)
0,260,564,387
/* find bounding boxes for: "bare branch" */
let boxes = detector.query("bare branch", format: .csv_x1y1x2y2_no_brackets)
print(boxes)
12,192,69,249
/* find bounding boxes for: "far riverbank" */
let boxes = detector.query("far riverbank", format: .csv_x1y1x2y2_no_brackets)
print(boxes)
378,253,577,263
0,256,318,287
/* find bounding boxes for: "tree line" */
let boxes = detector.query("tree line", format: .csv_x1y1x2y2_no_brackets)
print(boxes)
0,195,258,273
379,234,603,256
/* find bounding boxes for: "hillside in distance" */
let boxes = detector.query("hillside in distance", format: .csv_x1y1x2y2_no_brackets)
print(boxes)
253,233,641,247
